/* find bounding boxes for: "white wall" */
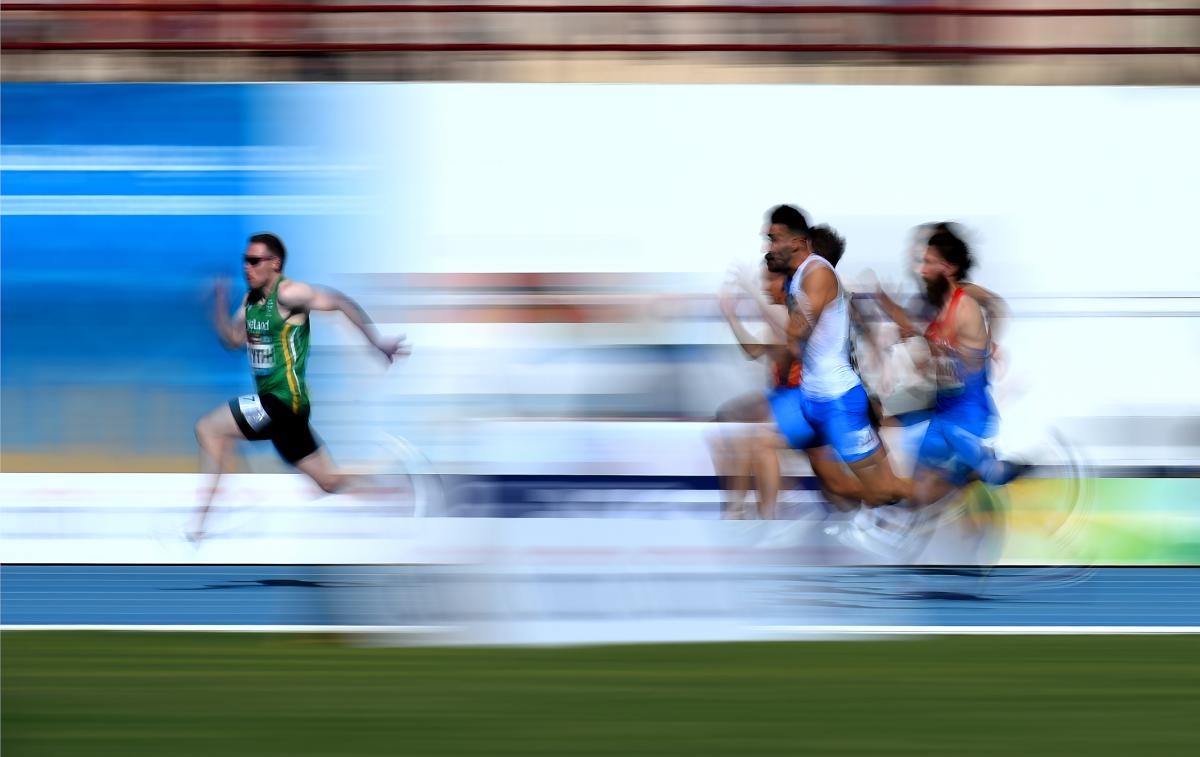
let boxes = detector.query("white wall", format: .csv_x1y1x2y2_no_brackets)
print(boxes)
354,84,1199,291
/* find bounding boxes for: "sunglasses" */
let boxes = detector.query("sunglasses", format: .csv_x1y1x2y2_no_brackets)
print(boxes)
244,255,275,267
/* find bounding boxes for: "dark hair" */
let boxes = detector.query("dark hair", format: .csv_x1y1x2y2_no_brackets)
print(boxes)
768,204,810,237
809,224,846,268
926,227,972,280
249,232,286,270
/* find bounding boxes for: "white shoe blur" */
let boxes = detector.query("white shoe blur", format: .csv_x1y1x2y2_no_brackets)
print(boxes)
833,505,927,562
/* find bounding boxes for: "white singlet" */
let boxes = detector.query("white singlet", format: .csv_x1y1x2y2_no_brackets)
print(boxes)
788,254,861,399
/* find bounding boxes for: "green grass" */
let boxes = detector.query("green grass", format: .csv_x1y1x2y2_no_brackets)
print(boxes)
4,633,1199,756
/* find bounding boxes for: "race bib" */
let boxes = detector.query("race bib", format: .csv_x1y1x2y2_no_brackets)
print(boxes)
236,394,272,432
248,339,275,375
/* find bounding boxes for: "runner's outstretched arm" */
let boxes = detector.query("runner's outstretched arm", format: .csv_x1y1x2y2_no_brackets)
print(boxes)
278,281,410,363
871,286,921,339
720,288,770,360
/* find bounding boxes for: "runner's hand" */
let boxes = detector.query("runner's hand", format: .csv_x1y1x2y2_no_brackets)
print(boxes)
213,277,231,304
374,335,411,364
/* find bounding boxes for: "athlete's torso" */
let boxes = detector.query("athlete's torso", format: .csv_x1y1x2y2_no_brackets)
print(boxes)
245,278,311,413
788,254,860,399
925,286,991,413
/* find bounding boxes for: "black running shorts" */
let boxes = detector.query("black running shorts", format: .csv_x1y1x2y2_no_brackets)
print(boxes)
228,393,320,465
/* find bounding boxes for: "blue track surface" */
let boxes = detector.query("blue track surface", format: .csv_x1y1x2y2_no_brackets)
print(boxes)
3,565,1199,629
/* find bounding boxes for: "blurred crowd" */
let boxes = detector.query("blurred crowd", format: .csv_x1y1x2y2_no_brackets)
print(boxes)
3,1,1199,83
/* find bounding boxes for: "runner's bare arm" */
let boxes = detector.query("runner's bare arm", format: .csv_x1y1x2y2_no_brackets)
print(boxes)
213,282,247,349
960,282,1009,344
786,264,837,355
872,286,921,339
279,280,410,363
953,292,990,373
744,284,789,341
720,288,769,360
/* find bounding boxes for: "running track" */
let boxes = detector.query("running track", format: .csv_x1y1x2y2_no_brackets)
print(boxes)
4,565,1199,631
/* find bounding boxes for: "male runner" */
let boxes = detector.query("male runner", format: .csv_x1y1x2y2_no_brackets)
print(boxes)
714,257,864,519
188,233,408,541
873,226,1026,508
852,222,1011,473
754,205,910,517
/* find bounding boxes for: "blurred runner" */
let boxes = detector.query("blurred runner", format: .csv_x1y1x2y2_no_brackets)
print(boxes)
713,241,864,519
752,205,911,521
871,225,1028,521
854,222,1010,471
188,233,409,542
